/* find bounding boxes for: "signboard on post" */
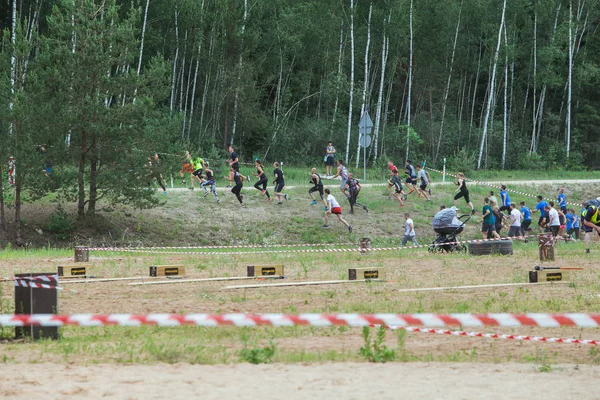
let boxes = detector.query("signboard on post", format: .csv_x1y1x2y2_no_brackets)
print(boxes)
358,111,374,182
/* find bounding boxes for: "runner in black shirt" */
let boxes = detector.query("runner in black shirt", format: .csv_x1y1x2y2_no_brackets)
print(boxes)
272,162,288,204
345,173,368,214
309,167,326,207
252,159,271,202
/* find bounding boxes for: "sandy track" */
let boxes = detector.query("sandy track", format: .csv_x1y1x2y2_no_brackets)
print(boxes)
1,362,599,399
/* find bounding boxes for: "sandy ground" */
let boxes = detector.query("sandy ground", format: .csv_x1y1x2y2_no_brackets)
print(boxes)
1,362,599,399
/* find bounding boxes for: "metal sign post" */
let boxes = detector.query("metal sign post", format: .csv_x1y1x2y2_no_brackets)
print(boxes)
358,111,374,182
442,158,447,183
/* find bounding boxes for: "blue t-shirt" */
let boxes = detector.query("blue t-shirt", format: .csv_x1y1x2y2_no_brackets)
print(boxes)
574,212,580,228
500,190,510,207
521,206,531,221
536,201,548,217
558,193,566,208
565,213,574,230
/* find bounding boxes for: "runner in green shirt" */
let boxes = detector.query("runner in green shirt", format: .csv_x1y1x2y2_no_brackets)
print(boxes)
480,197,500,239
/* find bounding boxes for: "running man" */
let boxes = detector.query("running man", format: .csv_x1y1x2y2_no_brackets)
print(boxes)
272,162,288,204
499,185,511,213
308,168,327,207
179,150,195,189
252,159,271,202
566,208,579,240
404,160,418,197
401,213,418,246
453,172,474,214
191,154,205,185
415,164,431,200
532,195,549,233
386,161,400,199
508,203,522,238
480,198,500,239
323,188,352,232
226,146,242,187
520,201,532,237
325,141,336,177
346,173,368,214
332,159,349,197
147,154,167,194
557,188,567,214
582,202,600,253
201,162,220,203
545,202,561,237
488,191,498,208
230,167,247,207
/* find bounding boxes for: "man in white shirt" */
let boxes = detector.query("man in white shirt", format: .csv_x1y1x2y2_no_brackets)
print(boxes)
507,203,522,237
323,189,352,233
401,213,418,246
545,202,561,237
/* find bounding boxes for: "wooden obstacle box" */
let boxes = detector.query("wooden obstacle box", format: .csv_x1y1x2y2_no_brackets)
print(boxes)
529,268,571,283
58,264,89,278
149,265,185,277
247,264,284,277
348,267,385,281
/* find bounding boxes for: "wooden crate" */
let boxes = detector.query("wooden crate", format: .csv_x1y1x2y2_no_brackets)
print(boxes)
149,265,185,277
58,264,89,277
348,267,385,281
247,264,284,277
528,270,571,283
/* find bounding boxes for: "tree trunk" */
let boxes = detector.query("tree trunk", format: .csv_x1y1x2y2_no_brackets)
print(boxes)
169,4,180,114
477,0,507,169
9,0,17,134
566,0,573,159
0,166,5,231
345,0,355,164
468,39,482,143
231,0,248,147
405,0,413,161
78,131,87,219
372,13,391,165
330,20,344,138
133,0,150,103
530,1,537,154
88,137,98,216
435,1,462,162
501,24,508,170
356,2,372,168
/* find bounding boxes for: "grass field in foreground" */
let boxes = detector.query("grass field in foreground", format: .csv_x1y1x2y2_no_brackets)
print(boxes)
0,241,599,367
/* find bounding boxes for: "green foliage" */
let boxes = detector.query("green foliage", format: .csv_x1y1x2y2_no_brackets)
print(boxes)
239,340,277,364
518,152,547,170
359,326,396,363
47,204,73,240
448,148,477,176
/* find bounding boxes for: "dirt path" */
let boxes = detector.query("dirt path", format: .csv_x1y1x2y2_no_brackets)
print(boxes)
1,362,598,399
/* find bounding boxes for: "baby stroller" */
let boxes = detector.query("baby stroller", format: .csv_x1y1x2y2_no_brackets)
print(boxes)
428,208,471,253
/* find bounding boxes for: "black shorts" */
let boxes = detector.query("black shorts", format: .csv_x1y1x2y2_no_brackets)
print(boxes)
309,185,324,196
508,226,521,237
232,163,240,171
325,156,335,166
549,225,560,236
522,220,532,231
275,182,285,192
538,216,546,226
193,169,203,178
482,223,495,233
454,190,470,204
419,183,427,191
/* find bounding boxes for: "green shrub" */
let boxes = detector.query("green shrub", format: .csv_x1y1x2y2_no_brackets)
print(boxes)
239,340,276,364
47,204,73,240
359,326,396,363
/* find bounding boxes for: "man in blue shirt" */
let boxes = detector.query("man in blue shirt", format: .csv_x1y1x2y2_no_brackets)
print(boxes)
557,188,567,214
499,185,511,213
565,208,579,240
520,201,532,237
532,195,549,233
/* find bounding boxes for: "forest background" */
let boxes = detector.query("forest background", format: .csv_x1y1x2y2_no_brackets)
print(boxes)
0,0,599,243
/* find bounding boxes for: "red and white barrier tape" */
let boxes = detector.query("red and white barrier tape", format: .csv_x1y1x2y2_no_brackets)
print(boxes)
17,275,59,283
378,325,598,346
14,280,63,291
428,168,581,207
1,313,599,328
84,232,557,256
88,242,351,251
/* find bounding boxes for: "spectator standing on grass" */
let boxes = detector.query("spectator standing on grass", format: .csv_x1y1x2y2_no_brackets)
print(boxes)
324,142,336,177
401,213,418,246
508,203,522,238
481,198,500,240
520,201,533,238
557,188,567,214
308,167,327,208
272,162,288,205
499,185,511,213
323,188,352,233
532,195,549,233
453,172,475,214
332,160,349,198
545,202,561,237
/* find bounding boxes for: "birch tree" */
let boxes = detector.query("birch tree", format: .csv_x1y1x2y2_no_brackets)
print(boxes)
477,0,507,169
355,2,372,168
345,0,355,164
405,0,413,161
230,0,248,147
